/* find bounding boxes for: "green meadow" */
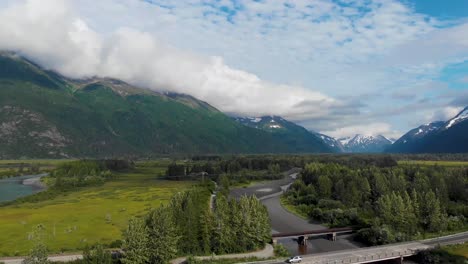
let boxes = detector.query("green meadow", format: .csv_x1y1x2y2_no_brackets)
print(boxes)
0,162,192,256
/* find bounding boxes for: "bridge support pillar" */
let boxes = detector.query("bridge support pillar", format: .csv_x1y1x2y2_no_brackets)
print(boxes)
397,256,403,264
272,239,277,245
297,236,307,245
327,232,337,241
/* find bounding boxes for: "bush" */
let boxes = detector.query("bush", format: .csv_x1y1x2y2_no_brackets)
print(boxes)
273,244,290,257
108,240,123,249
317,199,343,210
295,204,312,217
415,248,466,264
355,225,396,245
447,216,466,231
82,244,113,264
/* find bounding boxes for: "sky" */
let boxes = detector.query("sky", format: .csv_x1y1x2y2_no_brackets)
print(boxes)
0,0,467,139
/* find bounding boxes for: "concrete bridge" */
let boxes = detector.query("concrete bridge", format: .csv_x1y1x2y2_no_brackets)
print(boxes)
271,227,354,244
267,231,468,264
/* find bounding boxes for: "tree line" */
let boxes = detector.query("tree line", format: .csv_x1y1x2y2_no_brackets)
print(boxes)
50,160,133,189
284,162,468,245
22,181,271,264
121,182,271,263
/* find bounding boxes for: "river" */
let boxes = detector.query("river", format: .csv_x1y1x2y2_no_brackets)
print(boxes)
229,172,365,256
0,174,47,203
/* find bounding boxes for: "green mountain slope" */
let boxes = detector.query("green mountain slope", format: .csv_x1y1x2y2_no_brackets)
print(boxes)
0,53,334,158
233,116,334,153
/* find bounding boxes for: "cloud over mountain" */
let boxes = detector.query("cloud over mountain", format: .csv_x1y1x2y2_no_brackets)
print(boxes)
0,0,343,124
0,0,466,138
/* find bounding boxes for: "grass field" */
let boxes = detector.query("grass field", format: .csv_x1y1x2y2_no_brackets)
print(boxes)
398,160,468,167
443,242,468,258
279,196,309,220
0,162,192,256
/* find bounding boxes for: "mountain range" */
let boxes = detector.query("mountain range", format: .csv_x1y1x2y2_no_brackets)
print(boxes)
0,52,338,158
1,51,467,157
232,116,333,153
232,116,394,153
386,108,468,153
338,134,393,153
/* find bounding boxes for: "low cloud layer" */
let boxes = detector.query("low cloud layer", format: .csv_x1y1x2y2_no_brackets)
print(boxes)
0,0,341,122
0,0,466,139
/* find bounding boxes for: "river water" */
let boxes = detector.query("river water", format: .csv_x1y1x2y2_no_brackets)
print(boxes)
0,174,47,202
229,173,366,256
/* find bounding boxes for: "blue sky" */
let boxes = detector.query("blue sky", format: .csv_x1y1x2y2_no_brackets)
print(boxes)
0,0,467,138
405,0,468,19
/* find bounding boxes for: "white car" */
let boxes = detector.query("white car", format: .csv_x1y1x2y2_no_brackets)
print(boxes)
288,256,302,263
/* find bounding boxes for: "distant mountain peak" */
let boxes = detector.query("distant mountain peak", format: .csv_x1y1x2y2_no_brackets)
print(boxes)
387,106,468,153
445,106,468,129
232,115,335,153
339,134,392,153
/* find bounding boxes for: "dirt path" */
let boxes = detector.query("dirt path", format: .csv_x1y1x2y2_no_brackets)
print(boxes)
171,244,274,264
0,254,82,264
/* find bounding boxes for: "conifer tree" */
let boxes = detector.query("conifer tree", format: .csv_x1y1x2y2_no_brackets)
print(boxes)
122,217,150,264
146,207,179,264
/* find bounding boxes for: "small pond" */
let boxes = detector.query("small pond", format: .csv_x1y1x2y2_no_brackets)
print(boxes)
0,174,47,202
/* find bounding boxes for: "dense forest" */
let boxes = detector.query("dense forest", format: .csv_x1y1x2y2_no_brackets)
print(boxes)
165,155,399,186
121,182,271,264
284,162,468,245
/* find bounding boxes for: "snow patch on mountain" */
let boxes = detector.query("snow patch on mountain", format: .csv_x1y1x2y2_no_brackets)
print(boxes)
446,107,468,129
338,136,352,146
340,134,392,153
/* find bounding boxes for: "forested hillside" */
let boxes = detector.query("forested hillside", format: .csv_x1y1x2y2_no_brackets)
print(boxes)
0,53,334,158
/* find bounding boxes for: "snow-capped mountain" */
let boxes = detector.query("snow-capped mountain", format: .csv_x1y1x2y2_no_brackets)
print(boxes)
339,134,392,153
444,107,468,130
388,121,445,152
313,132,345,152
232,116,335,153
387,106,468,153
338,136,353,146
233,116,287,131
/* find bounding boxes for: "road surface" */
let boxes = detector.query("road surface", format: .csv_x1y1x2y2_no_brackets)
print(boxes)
265,231,468,264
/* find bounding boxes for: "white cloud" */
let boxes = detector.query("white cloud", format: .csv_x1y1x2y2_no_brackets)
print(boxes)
0,0,466,139
322,122,402,139
428,106,464,122
0,0,341,120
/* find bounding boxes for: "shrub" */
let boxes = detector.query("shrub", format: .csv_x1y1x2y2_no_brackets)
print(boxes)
355,225,396,246
273,244,290,257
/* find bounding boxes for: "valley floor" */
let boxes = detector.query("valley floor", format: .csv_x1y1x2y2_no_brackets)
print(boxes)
0,165,192,256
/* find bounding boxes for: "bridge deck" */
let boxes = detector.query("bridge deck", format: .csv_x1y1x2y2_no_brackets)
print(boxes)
272,227,354,238
267,231,468,264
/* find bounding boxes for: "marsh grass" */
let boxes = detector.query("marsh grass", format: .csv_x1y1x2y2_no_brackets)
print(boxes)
0,162,192,256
